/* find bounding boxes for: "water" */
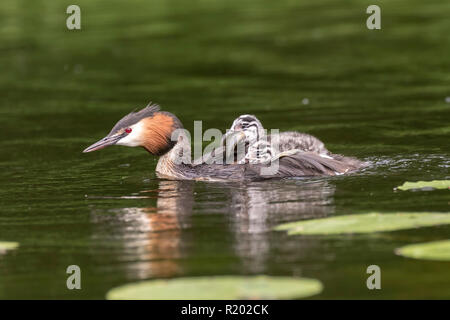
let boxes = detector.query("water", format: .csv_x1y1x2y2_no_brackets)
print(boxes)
0,0,449,299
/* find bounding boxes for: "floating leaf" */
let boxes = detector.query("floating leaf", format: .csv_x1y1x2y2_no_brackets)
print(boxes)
275,213,450,235
106,275,323,300
396,180,450,191
0,241,19,252
396,240,450,261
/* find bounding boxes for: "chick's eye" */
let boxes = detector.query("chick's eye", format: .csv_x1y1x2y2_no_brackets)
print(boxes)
125,128,132,134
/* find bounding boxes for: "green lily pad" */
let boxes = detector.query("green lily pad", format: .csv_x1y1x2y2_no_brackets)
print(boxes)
106,275,323,300
396,180,450,191
0,241,19,251
275,213,450,235
396,240,450,261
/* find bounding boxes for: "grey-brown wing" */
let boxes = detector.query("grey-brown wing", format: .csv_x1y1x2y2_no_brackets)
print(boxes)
244,152,365,180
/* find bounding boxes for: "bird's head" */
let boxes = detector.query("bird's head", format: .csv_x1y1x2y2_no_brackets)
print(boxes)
83,103,183,156
222,114,265,147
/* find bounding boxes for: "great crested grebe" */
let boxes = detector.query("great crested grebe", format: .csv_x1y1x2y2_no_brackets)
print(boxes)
225,114,330,158
219,114,366,170
202,114,332,165
83,103,364,181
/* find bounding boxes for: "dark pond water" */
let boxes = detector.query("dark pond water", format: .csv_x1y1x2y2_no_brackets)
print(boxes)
0,0,449,299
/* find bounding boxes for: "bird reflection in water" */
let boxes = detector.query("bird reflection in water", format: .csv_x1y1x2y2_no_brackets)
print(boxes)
90,178,335,280
90,180,194,280
227,179,335,273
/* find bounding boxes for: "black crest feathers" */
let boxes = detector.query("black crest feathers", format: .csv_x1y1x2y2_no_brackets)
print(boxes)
108,102,160,136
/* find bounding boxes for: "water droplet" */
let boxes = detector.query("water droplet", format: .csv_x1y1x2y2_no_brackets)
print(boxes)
74,64,84,74
119,163,130,167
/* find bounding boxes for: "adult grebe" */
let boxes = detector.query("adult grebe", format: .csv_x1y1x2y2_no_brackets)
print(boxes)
83,103,363,181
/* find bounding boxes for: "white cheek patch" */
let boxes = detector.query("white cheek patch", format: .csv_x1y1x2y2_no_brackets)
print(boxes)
116,121,145,147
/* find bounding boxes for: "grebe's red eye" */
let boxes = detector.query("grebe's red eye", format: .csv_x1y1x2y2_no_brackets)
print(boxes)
125,128,132,134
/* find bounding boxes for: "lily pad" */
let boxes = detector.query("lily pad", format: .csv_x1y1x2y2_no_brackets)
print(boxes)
396,180,450,191
106,275,323,300
275,212,450,235
396,240,450,261
0,241,19,252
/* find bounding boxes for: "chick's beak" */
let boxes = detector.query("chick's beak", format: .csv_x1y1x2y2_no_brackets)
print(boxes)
83,134,123,153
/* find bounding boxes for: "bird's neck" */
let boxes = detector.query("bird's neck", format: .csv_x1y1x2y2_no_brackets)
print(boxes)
155,130,192,179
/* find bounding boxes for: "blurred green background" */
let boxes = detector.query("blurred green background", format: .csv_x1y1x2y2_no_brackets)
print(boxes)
0,0,449,299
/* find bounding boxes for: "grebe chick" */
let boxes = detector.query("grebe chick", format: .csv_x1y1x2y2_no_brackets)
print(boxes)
226,114,330,156
83,103,361,181
198,115,264,165
239,139,301,165
224,114,364,171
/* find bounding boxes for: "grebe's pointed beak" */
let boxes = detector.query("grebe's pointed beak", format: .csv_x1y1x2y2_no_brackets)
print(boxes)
83,134,124,153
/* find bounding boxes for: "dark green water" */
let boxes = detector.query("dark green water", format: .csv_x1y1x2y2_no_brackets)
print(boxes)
0,0,449,299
